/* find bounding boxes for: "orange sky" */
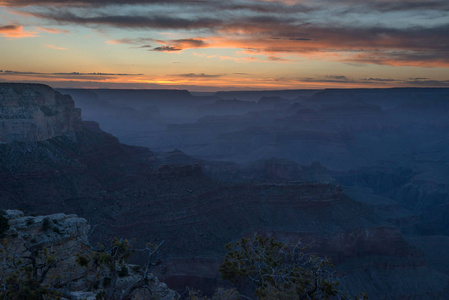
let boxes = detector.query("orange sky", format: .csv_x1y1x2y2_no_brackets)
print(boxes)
1,0,448,91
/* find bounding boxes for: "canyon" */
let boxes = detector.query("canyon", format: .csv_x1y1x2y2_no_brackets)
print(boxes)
1,83,449,298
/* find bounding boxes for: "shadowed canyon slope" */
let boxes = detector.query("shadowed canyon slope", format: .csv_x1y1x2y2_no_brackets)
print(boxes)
60,87,449,232
1,83,449,298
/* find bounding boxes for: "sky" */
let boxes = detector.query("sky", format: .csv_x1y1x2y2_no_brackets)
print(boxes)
0,0,448,91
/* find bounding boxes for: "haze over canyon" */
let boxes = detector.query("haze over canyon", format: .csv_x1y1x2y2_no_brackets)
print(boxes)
1,83,449,299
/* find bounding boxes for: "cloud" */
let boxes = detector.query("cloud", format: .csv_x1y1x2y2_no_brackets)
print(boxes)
4,0,449,68
134,44,152,48
172,38,206,48
362,77,398,82
37,27,70,34
53,72,144,76
109,37,208,52
34,5,448,66
300,75,355,83
0,70,143,79
5,0,447,14
177,73,222,78
0,0,212,7
298,75,397,85
45,44,67,50
219,56,262,63
2,67,448,90
326,75,348,81
152,46,182,52
267,56,290,61
0,24,38,38
153,38,207,51
0,70,41,74
330,0,449,12
297,75,449,87
346,49,449,67
106,37,154,44
405,79,449,86
29,11,221,30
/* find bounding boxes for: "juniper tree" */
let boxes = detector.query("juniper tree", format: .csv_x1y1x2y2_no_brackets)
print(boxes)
220,234,366,300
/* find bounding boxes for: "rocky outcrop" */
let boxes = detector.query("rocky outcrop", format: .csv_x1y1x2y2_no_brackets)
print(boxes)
5,208,89,242
1,210,178,300
0,83,82,143
1,210,90,297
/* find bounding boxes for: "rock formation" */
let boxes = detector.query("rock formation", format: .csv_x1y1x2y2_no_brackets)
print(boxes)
0,83,82,143
0,210,179,300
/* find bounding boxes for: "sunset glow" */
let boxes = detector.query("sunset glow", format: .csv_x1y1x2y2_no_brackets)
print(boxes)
1,0,448,91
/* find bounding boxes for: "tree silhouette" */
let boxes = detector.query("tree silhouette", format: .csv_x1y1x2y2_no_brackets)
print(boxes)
220,234,366,300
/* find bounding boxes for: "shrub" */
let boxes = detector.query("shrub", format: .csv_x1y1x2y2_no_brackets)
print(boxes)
0,213,9,236
52,226,62,234
42,217,52,231
118,265,129,277
102,277,111,288
220,234,342,299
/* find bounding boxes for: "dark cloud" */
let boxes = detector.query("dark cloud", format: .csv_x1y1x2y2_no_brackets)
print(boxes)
347,48,449,66
152,46,182,52
300,76,355,83
332,0,449,12
119,37,206,51
7,0,449,67
216,2,313,14
135,44,152,48
289,38,312,41
109,37,155,44
177,73,222,78
0,25,19,31
53,72,143,76
106,20,449,66
5,0,448,14
172,38,206,47
405,79,449,86
1,0,316,18
0,0,211,7
362,78,398,82
0,70,143,77
270,37,312,41
267,56,289,61
0,70,42,74
30,11,221,30
299,75,449,86
326,75,348,81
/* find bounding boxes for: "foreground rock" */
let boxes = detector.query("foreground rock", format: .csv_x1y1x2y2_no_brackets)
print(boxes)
0,210,179,300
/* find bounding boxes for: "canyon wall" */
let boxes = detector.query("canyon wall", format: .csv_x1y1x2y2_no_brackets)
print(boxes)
0,83,82,143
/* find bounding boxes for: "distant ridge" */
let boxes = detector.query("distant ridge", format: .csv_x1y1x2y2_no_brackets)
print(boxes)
215,89,321,101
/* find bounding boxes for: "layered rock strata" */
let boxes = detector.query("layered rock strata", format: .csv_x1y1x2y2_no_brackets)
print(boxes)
0,83,82,143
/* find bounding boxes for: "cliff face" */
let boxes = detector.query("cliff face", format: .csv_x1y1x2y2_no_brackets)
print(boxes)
1,210,178,300
0,83,82,143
